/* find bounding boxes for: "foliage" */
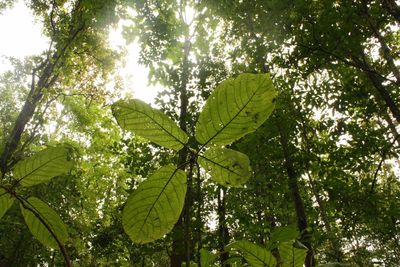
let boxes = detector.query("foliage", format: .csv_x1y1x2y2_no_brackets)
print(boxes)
112,73,277,243
13,146,74,187
20,197,69,249
1,0,400,266
112,99,189,150
122,164,187,243
227,240,276,267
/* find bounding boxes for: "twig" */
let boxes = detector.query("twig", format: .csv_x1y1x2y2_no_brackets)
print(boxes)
370,135,399,193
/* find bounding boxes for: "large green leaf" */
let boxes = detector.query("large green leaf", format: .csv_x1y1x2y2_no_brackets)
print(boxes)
200,248,217,267
122,164,187,243
198,147,251,187
13,146,74,187
112,99,189,150
0,188,14,220
195,73,276,146
279,241,307,267
270,226,299,243
227,240,276,267
20,197,68,249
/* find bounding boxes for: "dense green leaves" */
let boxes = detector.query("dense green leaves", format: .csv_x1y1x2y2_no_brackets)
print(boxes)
0,188,14,220
122,164,187,244
227,240,276,267
199,147,251,187
13,146,74,187
20,197,68,249
196,73,276,146
112,99,189,150
3,0,399,264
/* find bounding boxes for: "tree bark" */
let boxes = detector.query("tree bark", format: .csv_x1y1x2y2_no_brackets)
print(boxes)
0,23,84,175
195,163,203,265
381,0,400,23
351,54,400,123
217,187,230,267
277,115,315,267
170,38,192,267
362,1,400,85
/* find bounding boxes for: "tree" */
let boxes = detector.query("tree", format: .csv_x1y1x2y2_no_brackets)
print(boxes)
1,0,400,266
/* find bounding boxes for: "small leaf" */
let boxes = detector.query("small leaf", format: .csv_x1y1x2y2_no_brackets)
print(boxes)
0,188,14,220
13,146,74,187
200,248,217,267
122,164,187,243
196,73,276,146
198,147,251,187
227,240,276,267
112,99,189,150
270,226,299,243
279,241,307,267
20,197,68,249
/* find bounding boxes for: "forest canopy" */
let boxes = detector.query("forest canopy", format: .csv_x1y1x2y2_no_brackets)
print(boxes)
0,0,399,266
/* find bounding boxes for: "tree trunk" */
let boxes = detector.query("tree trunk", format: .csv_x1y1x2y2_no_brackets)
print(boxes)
277,115,315,267
194,163,203,265
217,187,230,267
381,0,400,23
362,1,400,85
170,38,192,267
351,53,400,123
0,21,84,175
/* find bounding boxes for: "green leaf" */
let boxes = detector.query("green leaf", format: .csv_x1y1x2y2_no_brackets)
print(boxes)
200,248,217,267
224,257,243,265
227,240,276,267
13,146,74,187
122,164,187,243
20,197,68,249
198,147,251,187
196,73,276,146
0,188,14,220
270,226,300,243
279,241,307,267
112,99,189,150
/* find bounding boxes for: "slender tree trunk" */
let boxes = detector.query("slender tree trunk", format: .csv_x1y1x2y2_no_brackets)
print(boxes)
0,23,84,175
171,38,192,267
295,104,344,261
351,53,400,123
267,213,282,267
217,187,230,267
184,163,194,265
277,115,315,267
362,1,400,85
381,0,400,23
305,172,344,261
195,164,203,264
382,109,400,147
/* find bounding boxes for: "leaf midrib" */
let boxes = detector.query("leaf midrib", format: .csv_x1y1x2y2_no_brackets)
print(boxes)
237,242,274,267
16,153,67,185
136,167,182,240
119,103,186,149
199,154,244,178
201,76,268,148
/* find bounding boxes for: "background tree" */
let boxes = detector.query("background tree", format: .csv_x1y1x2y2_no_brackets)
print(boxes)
0,0,399,266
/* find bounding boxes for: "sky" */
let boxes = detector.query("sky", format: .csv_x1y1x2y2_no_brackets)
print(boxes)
0,1,48,72
0,1,161,104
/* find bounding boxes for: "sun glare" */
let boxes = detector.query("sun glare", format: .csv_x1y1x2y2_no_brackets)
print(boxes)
0,1,49,72
0,1,160,104
108,21,162,104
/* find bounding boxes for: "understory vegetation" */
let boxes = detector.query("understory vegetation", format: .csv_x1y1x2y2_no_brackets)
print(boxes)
0,0,400,266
